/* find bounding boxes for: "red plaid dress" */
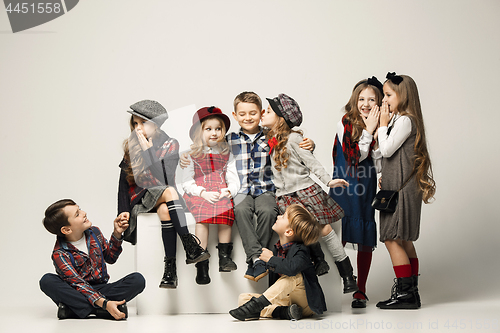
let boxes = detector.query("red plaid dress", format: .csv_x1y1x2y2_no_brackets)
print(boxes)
183,153,235,226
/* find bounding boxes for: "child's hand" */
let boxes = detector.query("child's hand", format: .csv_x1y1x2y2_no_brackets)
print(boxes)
179,152,190,169
362,105,380,135
327,179,349,188
380,101,392,127
299,137,315,151
136,129,153,151
259,248,273,263
201,191,220,204
107,299,127,320
219,188,232,199
113,212,129,238
378,177,382,189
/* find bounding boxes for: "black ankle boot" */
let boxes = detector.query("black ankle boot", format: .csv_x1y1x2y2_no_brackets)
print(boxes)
217,242,237,272
159,257,177,289
180,233,210,264
413,275,421,308
335,256,358,293
271,304,303,320
195,259,210,285
308,242,330,276
376,277,419,310
229,295,271,321
57,303,78,319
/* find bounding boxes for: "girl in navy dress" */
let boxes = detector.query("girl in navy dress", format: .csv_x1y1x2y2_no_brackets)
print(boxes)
329,77,383,308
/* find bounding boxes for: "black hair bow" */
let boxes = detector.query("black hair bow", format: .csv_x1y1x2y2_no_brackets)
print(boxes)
367,76,384,94
386,72,403,85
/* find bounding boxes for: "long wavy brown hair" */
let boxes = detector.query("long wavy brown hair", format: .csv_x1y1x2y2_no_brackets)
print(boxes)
122,115,160,185
345,80,383,142
189,116,230,158
385,75,436,203
266,117,302,171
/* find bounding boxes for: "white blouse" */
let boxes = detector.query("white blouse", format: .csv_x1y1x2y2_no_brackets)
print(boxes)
378,115,412,158
181,146,240,198
336,120,382,172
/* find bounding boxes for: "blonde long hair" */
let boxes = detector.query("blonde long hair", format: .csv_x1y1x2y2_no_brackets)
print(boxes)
189,116,230,158
385,75,436,203
122,116,160,185
266,117,302,171
345,81,383,142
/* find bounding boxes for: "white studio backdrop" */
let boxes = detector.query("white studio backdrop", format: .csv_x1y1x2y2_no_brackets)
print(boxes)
0,0,499,311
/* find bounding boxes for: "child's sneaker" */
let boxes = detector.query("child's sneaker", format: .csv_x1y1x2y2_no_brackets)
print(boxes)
244,263,255,281
253,260,268,282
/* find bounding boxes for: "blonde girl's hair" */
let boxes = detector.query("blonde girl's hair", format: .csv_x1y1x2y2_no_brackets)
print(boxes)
385,75,436,203
122,115,160,185
189,115,230,158
266,117,303,171
233,91,262,111
286,204,321,246
345,80,383,142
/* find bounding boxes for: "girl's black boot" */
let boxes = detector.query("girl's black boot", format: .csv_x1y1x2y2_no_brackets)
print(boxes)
159,257,177,289
217,242,237,272
195,259,210,285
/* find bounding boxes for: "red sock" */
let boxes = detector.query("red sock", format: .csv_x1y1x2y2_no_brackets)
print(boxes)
353,250,372,299
393,264,412,278
409,258,419,276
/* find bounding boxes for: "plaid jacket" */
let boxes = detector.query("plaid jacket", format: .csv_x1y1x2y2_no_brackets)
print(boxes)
226,128,275,197
51,226,123,305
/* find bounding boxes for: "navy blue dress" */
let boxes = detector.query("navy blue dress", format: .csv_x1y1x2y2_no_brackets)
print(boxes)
329,139,377,249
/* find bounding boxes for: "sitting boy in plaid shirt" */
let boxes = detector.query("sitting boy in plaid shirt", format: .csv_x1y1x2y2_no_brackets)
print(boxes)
229,204,326,320
181,91,314,281
39,199,145,320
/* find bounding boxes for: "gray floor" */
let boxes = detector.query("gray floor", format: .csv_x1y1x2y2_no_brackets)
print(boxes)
5,298,499,333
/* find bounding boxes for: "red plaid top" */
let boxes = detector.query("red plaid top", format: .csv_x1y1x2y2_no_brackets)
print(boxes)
275,240,295,276
51,227,123,305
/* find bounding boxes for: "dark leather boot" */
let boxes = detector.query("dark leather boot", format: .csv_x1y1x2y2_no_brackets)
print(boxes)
376,277,419,310
229,295,271,321
413,275,421,308
57,303,78,319
308,242,330,276
195,259,210,285
180,233,210,264
351,290,369,309
159,257,177,289
217,242,237,272
271,304,303,320
335,256,358,293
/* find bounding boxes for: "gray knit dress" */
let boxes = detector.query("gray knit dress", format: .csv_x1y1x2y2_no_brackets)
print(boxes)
379,118,422,242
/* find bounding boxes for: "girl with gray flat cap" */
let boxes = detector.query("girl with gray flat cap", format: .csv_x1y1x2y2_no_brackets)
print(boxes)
117,100,210,289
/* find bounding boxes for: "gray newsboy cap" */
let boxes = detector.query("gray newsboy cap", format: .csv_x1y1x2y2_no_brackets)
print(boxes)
266,93,302,128
127,100,168,127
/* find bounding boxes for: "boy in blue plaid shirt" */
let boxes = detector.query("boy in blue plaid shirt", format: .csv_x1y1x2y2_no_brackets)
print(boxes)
182,92,314,281
39,199,145,320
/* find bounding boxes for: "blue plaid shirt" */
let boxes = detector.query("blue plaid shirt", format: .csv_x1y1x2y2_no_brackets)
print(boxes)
226,127,275,197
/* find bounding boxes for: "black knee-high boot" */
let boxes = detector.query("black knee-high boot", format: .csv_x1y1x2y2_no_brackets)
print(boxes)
308,242,330,276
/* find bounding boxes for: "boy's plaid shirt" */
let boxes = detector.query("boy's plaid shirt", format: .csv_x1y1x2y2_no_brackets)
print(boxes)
226,128,275,197
51,226,123,305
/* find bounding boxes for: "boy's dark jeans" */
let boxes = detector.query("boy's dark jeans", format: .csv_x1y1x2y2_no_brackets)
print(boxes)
39,272,145,318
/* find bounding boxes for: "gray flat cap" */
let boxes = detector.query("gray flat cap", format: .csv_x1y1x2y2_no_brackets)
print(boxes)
127,100,168,127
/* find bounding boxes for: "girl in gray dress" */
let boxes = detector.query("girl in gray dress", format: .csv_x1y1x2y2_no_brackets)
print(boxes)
376,73,436,310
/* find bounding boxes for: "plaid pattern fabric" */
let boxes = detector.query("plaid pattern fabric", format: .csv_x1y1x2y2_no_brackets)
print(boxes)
227,129,275,197
51,227,123,305
276,183,344,225
183,153,235,225
333,115,376,177
128,136,179,203
274,240,295,277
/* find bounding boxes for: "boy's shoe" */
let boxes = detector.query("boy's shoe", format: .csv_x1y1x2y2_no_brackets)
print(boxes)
351,291,369,309
180,234,210,264
95,303,128,320
272,304,303,320
244,263,255,281
229,296,271,321
159,257,177,289
217,243,237,272
195,259,211,285
57,303,78,319
252,260,268,282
